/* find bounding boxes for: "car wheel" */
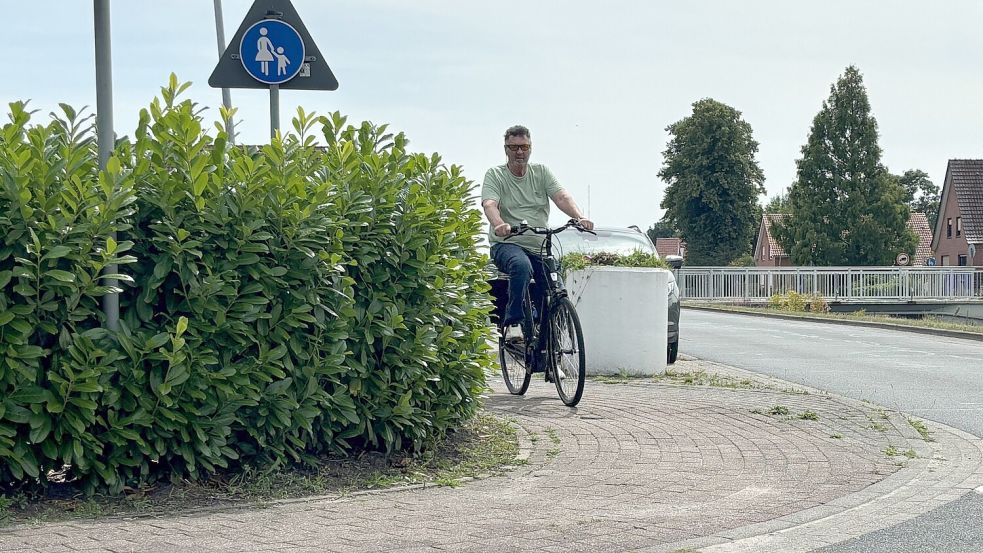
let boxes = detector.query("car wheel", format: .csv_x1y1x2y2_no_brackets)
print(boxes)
667,340,679,364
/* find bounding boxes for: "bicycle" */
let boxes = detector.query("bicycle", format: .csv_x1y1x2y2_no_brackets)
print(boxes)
496,219,593,406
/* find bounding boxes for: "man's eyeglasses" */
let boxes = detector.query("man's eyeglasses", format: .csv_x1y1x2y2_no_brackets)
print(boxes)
505,144,531,152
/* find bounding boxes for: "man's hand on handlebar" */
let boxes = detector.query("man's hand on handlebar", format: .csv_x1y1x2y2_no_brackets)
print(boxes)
494,222,512,237
575,218,595,231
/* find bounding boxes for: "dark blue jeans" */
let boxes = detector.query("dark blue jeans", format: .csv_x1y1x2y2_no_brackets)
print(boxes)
491,243,547,330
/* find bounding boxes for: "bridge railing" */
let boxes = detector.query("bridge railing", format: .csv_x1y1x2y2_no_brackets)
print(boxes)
677,267,983,303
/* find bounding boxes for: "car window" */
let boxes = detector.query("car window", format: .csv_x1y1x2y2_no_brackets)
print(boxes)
556,229,658,257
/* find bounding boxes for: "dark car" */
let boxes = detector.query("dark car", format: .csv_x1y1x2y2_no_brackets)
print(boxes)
554,226,681,364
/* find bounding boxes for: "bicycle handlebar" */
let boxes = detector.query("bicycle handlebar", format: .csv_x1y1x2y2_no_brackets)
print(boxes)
505,219,596,239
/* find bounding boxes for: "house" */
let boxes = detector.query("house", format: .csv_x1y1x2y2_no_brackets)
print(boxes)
931,159,983,266
754,213,933,267
655,238,685,258
753,214,793,267
907,212,934,266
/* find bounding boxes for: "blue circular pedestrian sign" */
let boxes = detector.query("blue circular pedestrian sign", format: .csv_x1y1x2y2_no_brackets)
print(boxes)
239,19,305,85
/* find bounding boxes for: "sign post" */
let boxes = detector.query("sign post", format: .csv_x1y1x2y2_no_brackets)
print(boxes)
93,0,119,331
212,0,235,142
209,0,338,140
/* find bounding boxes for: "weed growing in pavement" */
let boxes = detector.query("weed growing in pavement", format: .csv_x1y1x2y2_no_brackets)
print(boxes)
545,428,561,446
544,428,562,459
797,410,820,421
903,449,918,459
868,420,888,432
433,477,462,488
908,418,934,442
750,409,766,415
884,445,900,457
830,433,844,439
769,405,790,416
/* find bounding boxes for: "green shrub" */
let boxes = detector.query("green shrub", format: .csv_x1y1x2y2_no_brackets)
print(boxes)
768,291,829,313
0,101,136,488
0,77,492,494
561,249,668,277
728,253,756,267
769,290,806,311
806,293,830,313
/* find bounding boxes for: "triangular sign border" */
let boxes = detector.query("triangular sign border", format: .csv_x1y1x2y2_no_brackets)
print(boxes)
209,0,338,91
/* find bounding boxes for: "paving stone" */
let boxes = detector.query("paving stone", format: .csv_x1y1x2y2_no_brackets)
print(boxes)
0,359,980,552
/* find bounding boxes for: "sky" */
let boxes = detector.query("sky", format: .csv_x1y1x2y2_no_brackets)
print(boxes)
4,1,983,230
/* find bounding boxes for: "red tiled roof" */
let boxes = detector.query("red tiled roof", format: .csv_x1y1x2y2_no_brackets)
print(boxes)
906,213,933,266
655,238,683,257
949,159,983,243
763,214,789,257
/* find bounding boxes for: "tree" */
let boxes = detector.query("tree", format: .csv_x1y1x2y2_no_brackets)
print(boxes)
658,98,765,265
763,192,790,213
773,66,916,266
646,221,679,243
896,169,940,229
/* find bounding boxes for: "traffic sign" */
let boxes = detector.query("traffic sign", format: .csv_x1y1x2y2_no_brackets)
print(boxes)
896,252,910,266
209,0,338,91
240,20,305,85
926,257,937,267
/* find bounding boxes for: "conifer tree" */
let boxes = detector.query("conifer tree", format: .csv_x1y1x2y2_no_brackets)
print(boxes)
774,66,915,265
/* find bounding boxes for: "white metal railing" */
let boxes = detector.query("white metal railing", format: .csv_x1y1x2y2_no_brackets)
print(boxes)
677,267,983,303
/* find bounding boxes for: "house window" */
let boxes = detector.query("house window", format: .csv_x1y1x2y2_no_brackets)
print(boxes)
947,218,953,238
958,255,968,266
941,255,950,266
956,217,962,237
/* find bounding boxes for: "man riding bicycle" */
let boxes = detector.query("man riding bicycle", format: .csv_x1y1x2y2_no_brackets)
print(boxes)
481,125,594,343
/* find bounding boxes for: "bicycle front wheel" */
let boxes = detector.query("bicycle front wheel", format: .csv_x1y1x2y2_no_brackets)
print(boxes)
500,332,531,395
549,297,586,406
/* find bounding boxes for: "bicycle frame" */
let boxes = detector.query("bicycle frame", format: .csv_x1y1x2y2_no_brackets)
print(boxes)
507,220,591,372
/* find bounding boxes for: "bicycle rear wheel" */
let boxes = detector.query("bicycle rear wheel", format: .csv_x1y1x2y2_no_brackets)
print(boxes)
549,297,586,406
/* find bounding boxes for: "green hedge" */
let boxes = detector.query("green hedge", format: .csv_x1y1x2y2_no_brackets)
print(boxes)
0,77,493,494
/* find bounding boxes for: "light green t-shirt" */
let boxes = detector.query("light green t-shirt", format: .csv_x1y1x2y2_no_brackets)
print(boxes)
481,163,564,253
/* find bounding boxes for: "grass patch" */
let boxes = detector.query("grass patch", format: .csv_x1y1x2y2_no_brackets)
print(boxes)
884,445,899,457
903,449,918,459
797,410,820,421
692,305,983,334
769,405,790,416
544,427,561,459
0,413,518,528
592,368,758,390
908,418,934,442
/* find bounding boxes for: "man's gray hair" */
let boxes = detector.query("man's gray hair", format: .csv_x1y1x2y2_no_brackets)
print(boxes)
504,125,530,141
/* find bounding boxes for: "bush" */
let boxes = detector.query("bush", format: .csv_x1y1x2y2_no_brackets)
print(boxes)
769,290,806,311
768,291,829,313
0,101,136,488
0,77,493,494
561,250,669,277
728,253,756,267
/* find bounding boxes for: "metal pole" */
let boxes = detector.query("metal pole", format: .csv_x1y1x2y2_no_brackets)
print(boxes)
212,0,235,143
94,0,119,331
270,85,280,139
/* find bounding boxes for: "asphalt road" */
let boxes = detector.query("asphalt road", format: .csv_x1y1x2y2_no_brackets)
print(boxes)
681,310,983,437
681,309,983,553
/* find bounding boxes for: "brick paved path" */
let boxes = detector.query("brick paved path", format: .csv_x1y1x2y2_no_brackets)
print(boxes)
1,359,980,553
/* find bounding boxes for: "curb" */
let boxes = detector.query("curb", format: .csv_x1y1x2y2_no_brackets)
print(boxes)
684,303,983,342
